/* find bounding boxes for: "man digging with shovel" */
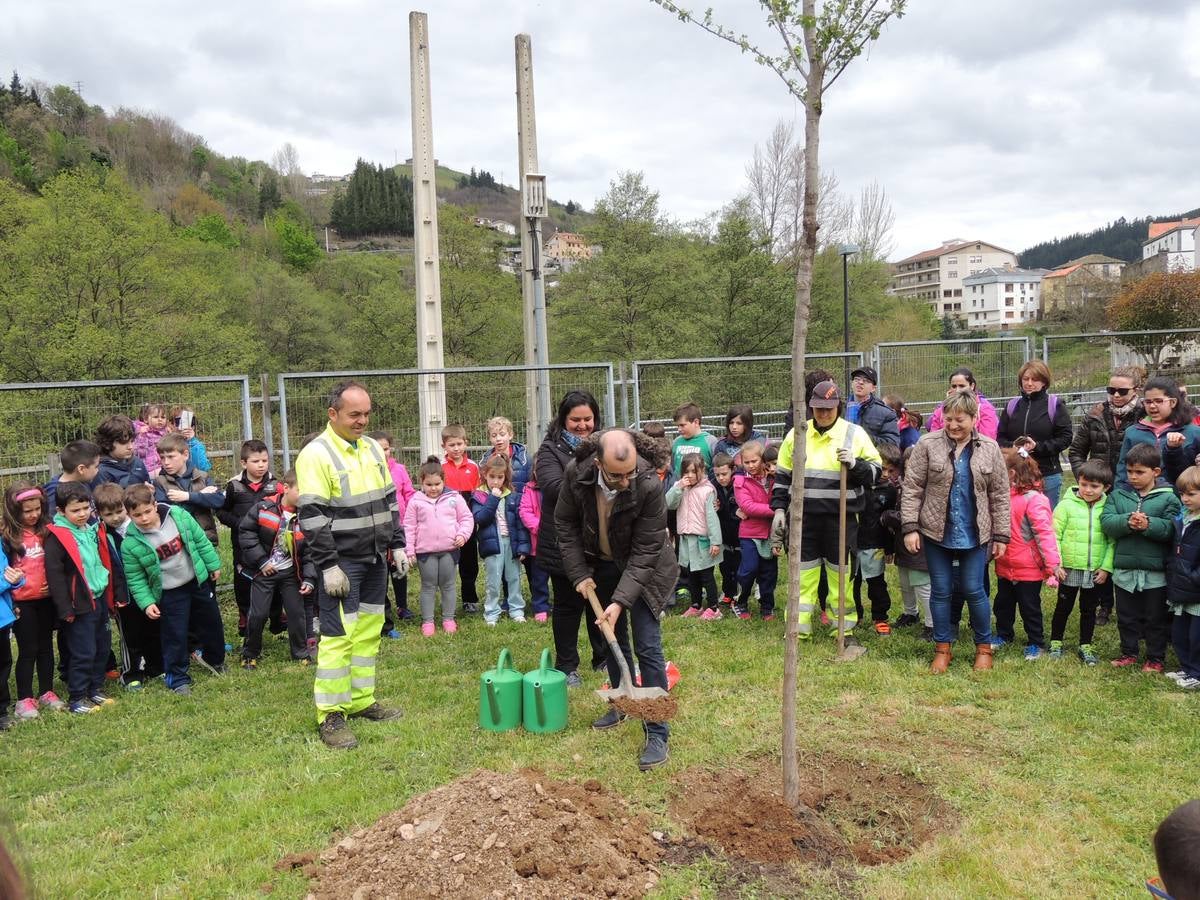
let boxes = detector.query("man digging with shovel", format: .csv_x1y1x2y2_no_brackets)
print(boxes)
555,428,678,771
771,380,881,658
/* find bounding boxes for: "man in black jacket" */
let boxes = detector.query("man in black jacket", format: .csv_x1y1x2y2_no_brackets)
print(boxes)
847,367,900,449
555,428,677,771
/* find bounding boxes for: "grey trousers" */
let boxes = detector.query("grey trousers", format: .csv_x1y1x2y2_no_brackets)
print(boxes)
417,552,458,623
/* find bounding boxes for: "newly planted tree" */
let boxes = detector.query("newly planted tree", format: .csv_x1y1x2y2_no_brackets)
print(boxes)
653,0,906,809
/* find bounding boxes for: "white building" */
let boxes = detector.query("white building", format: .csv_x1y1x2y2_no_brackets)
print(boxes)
962,267,1043,328
889,239,1019,318
1142,218,1199,272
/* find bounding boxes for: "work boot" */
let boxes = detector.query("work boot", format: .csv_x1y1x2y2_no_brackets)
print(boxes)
638,735,669,771
973,643,994,671
350,702,404,722
319,712,358,749
930,642,953,674
591,708,627,730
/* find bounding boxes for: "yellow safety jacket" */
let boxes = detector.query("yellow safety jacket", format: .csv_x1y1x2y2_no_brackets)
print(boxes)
770,418,881,517
295,423,403,570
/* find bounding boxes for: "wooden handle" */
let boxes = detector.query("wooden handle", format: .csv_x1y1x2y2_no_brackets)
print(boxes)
583,584,636,692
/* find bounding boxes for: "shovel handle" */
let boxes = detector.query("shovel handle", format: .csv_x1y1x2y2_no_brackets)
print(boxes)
583,584,635,696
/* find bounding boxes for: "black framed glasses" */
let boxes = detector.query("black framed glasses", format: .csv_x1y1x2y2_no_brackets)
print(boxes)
1107,387,1132,396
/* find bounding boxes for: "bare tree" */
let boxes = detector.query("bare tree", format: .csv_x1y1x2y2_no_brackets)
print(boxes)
745,120,797,256
271,142,306,200
852,179,895,260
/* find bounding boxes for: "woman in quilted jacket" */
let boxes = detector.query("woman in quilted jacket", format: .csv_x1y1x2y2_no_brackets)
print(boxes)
994,448,1061,660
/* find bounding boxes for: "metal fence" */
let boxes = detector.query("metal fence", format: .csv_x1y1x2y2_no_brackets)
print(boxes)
873,336,1032,416
629,352,864,437
277,363,615,470
1043,328,1200,393
0,376,253,485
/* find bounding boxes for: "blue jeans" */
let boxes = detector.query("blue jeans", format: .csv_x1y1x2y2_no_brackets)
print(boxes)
525,557,550,615
736,538,778,613
159,578,226,690
925,541,992,645
596,560,669,741
1042,473,1062,509
484,534,525,623
64,604,110,702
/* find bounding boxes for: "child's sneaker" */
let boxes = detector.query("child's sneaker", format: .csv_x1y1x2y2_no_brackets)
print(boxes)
1078,645,1098,666
14,698,39,719
89,694,116,707
720,595,734,606
1142,660,1164,674
699,607,722,621
1024,645,1042,661
38,691,66,711
819,610,831,627
105,668,120,681
873,621,891,635
69,699,98,714
681,607,701,618
919,626,935,642
1165,670,1187,682
241,658,258,671
511,615,526,623
124,679,144,691
893,613,918,627
484,620,498,627
442,619,458,634
1048,641,1064,660
733,606,751,620
385,629,402,640
1177,676,1200,690
172,684,192,696
421,622,436,637
990,637,1009,649
762,613,776,621
534,612,548,623
1110,655,1137,667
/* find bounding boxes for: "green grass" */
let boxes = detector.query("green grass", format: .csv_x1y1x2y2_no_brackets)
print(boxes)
2,571,1194,898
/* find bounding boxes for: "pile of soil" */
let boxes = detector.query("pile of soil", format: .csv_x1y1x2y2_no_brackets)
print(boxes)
287,769,663,899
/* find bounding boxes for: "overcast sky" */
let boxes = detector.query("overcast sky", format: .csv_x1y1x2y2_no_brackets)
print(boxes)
6,1,1199,258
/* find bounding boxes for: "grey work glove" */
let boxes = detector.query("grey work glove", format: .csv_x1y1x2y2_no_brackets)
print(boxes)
836,447,855,466
391,552,410,578
770,509,788,553
322,565,350,598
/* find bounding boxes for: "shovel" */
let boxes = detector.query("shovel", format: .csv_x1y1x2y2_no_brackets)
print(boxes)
583,585,677,722
834,460,867,663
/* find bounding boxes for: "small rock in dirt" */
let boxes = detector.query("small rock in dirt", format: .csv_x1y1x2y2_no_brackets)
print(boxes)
453,873,465,888
338,837,358,853
652,831,665,841
583,779,602,792
482,831,498,850
413,811,445,838
496,840,506,848
430,850,440,860
534,782,545,796
488,786,503,801
451,852,466,863
514,854,537,877
274,851,316,872
350,888,370,900
398,823,415,841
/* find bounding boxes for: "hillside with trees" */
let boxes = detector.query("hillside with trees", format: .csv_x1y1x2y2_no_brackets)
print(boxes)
1019,206,1200,269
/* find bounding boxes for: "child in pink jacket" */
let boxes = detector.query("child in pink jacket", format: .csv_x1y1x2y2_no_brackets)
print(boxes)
133,403,170,478
370,431,416,630
403,457,474,637
731,440,777,620
994,448,1061,658
517,472,551,622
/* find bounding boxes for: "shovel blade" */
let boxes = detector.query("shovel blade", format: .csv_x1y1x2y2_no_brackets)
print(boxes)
834,644,869,663
595,686,670,702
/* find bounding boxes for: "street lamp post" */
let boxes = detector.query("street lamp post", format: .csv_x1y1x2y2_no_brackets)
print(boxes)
839,243,859,389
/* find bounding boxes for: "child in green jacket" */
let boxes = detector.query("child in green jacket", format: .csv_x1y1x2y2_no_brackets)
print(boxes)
1050,460,1115,665
120,484,224,695
1100,444,1181,672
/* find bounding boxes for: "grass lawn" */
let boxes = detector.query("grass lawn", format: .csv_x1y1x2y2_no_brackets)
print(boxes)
2,571,1195,898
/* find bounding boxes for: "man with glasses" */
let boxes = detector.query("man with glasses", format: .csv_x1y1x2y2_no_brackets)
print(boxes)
555,428,677,771
846,366,900,449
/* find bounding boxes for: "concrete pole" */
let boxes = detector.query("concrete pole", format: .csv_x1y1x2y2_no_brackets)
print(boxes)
515,34,552,445
410,12,447,459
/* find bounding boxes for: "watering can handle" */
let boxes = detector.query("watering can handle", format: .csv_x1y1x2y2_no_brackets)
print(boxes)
538,647,552,674
486,679,501,725
496,647,513,672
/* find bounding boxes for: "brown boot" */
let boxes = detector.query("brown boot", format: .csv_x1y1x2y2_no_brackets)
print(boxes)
973,643,994,671
930,642,952,674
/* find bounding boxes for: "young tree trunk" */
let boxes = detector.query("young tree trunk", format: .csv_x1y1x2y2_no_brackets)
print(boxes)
782,8,825,812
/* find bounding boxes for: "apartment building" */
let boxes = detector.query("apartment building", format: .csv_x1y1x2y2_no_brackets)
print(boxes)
962,267,1044,327
1142,218,1199,272
889,239,1018,317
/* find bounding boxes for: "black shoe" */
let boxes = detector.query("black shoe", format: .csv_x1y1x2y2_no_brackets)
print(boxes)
592,708,627,730
0,714,13,731
172,684,192,696
350,702,403,722
1095,608,1111,627
893,613,919,628
397,608,415,621
566,671,582,688
241,658,257,671
319,712,358,749
463,603,479,615
638,735,669,771
591,656,609,673
919,626,935,642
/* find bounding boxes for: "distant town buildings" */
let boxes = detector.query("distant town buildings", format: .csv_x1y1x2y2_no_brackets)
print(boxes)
962,267,1045,327
888,239,1019,318
1040,254,1125,316
472,216,517,236
1142,218,1199,271
544,231,594,263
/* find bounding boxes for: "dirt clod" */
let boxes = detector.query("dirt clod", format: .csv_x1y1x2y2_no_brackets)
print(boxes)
610,695,678,722
303,770,662,899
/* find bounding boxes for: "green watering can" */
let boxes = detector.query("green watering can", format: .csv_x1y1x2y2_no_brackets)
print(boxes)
479,648,522,733
522,648,568,734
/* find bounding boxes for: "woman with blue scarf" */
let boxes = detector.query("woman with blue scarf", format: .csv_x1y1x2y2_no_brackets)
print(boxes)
535,391,606,687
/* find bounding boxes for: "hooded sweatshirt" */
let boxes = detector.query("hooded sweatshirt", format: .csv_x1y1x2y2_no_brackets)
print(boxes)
52,514,110,598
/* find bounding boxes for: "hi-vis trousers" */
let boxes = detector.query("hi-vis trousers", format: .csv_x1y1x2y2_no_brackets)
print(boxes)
796,517,858,637
313,558,387,724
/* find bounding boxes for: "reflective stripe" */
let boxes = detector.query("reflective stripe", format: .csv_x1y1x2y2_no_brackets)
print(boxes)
351,655,375,668
351,676,375,689
315,437,353,500
797,558,823,571
300,513,331,530
315,690,352,705
316,485,394,509
807,488,854,500
331,511,395,532
342,612,359,624
316,667,351,680
359,603,385,617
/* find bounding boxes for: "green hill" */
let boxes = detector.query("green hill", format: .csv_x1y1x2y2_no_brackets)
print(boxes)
1019,206,1200,269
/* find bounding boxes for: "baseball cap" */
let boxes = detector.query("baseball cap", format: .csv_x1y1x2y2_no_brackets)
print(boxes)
850,366,878,385
809,380,842,409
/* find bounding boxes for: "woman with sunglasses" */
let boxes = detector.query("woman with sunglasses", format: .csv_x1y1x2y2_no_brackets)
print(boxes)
1115,377,1200,489
1069,366,1143,479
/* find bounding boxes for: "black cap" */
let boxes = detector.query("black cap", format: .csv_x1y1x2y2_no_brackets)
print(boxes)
850,366,878,386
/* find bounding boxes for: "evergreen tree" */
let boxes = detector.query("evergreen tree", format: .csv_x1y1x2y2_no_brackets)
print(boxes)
328,158,413,238
8,72,24,105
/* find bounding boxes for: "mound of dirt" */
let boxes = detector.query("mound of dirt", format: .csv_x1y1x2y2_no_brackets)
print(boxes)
671,756,953,869
295,770,663,899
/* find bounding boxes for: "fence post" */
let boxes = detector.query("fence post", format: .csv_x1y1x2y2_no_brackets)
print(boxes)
239,377,254,442
616,361,629,426
631,362,642,429
278,374,292,470
259,373,275,464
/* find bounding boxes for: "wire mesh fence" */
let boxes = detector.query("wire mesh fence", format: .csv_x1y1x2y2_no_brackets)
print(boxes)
1043,329,1200,394
873,337,1032,417
0,376,253,487
277,363,615,470
630,353,864,438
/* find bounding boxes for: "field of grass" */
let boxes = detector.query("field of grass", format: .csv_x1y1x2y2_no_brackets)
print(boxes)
2,570,1194,898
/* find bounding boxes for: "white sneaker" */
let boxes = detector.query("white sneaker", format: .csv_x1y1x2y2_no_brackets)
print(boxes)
511,616,526,623
1165,670,1187,682
1177,677,1200,690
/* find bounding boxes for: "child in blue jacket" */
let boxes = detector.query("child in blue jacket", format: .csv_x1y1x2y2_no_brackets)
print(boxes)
472,455,528,625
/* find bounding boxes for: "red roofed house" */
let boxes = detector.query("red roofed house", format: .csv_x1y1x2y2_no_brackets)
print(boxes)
888,239,1018,318
1142,218,1199,272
